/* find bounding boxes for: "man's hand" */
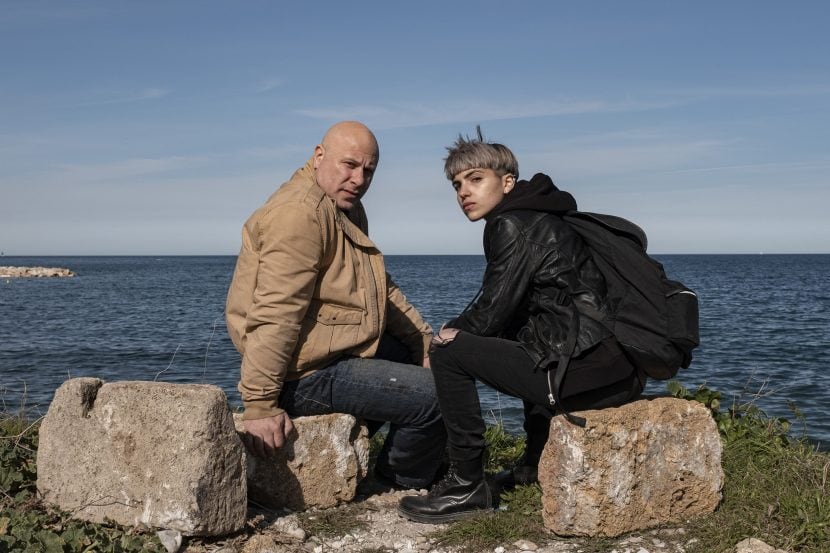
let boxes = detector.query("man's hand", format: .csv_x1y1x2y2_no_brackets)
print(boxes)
243,413,295,457
422,354,431,369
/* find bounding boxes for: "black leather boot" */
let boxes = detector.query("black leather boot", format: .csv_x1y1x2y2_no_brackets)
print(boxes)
494,409,548,491
397,458,492,524
493,462,538,491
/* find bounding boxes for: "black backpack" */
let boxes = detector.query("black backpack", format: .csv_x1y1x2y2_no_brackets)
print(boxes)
562,211,700,380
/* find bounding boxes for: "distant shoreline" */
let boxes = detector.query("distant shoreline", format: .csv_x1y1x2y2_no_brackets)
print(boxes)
0,266,75,278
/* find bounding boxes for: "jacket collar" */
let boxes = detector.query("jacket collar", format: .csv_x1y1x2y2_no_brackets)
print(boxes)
297,158,377,249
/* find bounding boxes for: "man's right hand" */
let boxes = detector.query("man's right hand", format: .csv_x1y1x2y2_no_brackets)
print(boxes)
243,413,295,457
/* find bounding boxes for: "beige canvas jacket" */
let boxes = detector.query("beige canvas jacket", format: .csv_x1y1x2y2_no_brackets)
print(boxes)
226,159,433,420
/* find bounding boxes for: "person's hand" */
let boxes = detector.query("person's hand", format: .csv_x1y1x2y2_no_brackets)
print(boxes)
422,354,431,369
431,326,460,347
243,413,295,457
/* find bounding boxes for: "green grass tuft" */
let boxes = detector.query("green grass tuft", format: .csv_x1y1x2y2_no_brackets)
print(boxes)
670,382,830,553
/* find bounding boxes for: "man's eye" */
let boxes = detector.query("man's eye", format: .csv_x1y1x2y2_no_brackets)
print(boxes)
452,183,460,191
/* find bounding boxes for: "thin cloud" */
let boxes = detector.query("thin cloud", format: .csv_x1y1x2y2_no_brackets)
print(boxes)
665,84,830,99
54,155,206,184
256,78,285,93
530,139,730,179
658,159,830,176
74,87,171,107
295,97,681,129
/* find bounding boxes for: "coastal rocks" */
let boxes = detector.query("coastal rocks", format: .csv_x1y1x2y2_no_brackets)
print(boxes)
539,396,723,537
0,266,75,278
735,538,791,553
233,413,369,510
37,378,246,536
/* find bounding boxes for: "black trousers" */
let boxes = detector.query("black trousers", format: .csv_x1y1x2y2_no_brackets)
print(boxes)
429,332,643,463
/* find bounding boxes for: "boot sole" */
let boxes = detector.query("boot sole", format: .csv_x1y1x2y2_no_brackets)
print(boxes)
396,504,493,524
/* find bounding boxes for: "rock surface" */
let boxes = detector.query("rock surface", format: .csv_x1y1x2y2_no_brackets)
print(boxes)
735,538,790,553
234,413,369,510
37,378,247,536
0,265,75,277
539,397,723,537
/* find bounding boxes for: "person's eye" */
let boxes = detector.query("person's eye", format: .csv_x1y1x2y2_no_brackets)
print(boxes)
452,183,460,191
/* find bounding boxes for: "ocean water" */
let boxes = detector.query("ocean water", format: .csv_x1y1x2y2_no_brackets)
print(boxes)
1,254,828,448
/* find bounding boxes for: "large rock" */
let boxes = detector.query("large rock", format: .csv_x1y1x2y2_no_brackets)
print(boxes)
234,413,369,510
539,397,723,537
37,378,246,536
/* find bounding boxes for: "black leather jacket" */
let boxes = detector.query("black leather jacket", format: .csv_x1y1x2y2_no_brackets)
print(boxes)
447,173,613,369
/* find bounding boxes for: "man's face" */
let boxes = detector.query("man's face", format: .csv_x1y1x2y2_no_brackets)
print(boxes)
451,167,515,221
313,132,379,211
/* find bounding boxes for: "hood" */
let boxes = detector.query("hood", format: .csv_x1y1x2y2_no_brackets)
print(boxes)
487,173,576,219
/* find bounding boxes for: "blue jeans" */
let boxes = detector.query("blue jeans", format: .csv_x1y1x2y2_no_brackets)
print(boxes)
278,335,446,489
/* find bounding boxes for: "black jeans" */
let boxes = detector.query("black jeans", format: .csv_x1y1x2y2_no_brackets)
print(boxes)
429,332,643,463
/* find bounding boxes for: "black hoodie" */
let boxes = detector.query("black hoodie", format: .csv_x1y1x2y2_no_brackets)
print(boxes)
485,173,577,224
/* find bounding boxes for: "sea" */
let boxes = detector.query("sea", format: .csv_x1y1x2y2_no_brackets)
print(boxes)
1,254,828,449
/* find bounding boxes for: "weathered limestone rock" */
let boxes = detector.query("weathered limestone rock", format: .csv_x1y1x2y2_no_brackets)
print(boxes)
0,266,74,277
37,378,246,536
539,396,723,537
234,413,369,510
735,538,790,553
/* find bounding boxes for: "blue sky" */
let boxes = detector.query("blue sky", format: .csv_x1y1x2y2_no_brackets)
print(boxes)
1,1,828,255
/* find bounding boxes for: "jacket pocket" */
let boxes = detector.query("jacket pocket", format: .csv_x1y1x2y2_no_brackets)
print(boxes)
296,302,364,363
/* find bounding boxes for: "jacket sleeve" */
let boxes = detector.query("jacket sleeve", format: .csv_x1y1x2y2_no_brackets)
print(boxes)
385,275,433,362
447,216,535,336
236,204,323,420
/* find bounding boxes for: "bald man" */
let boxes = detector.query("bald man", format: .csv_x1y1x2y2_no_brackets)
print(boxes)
226,122,445,490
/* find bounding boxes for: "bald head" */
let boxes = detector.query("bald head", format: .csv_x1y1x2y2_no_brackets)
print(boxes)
313,121,379,211
320,121,379,158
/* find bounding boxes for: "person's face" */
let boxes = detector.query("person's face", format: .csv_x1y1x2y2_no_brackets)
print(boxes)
451,168,515,221
313,133,378,211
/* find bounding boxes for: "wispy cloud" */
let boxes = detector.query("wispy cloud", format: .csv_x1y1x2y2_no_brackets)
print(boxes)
529,138,730,179
666,84,830,99
74,87,171,107
294,97,681,129
658,159,830,176
54,155,206,184
256,78,284,93
295,81,830,130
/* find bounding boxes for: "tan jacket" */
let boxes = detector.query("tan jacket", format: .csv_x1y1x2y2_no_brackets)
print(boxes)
226,159,433,420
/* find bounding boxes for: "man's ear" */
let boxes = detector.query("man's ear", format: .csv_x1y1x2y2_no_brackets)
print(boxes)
503,173,516,193
313,144,325,169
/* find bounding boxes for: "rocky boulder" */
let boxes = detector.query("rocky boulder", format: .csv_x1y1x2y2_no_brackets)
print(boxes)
539,396,723,537
37,378,246,536
0,266,75,277
234,413,369,510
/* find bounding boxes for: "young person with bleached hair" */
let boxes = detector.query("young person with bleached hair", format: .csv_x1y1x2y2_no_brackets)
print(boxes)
398,128,644,523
